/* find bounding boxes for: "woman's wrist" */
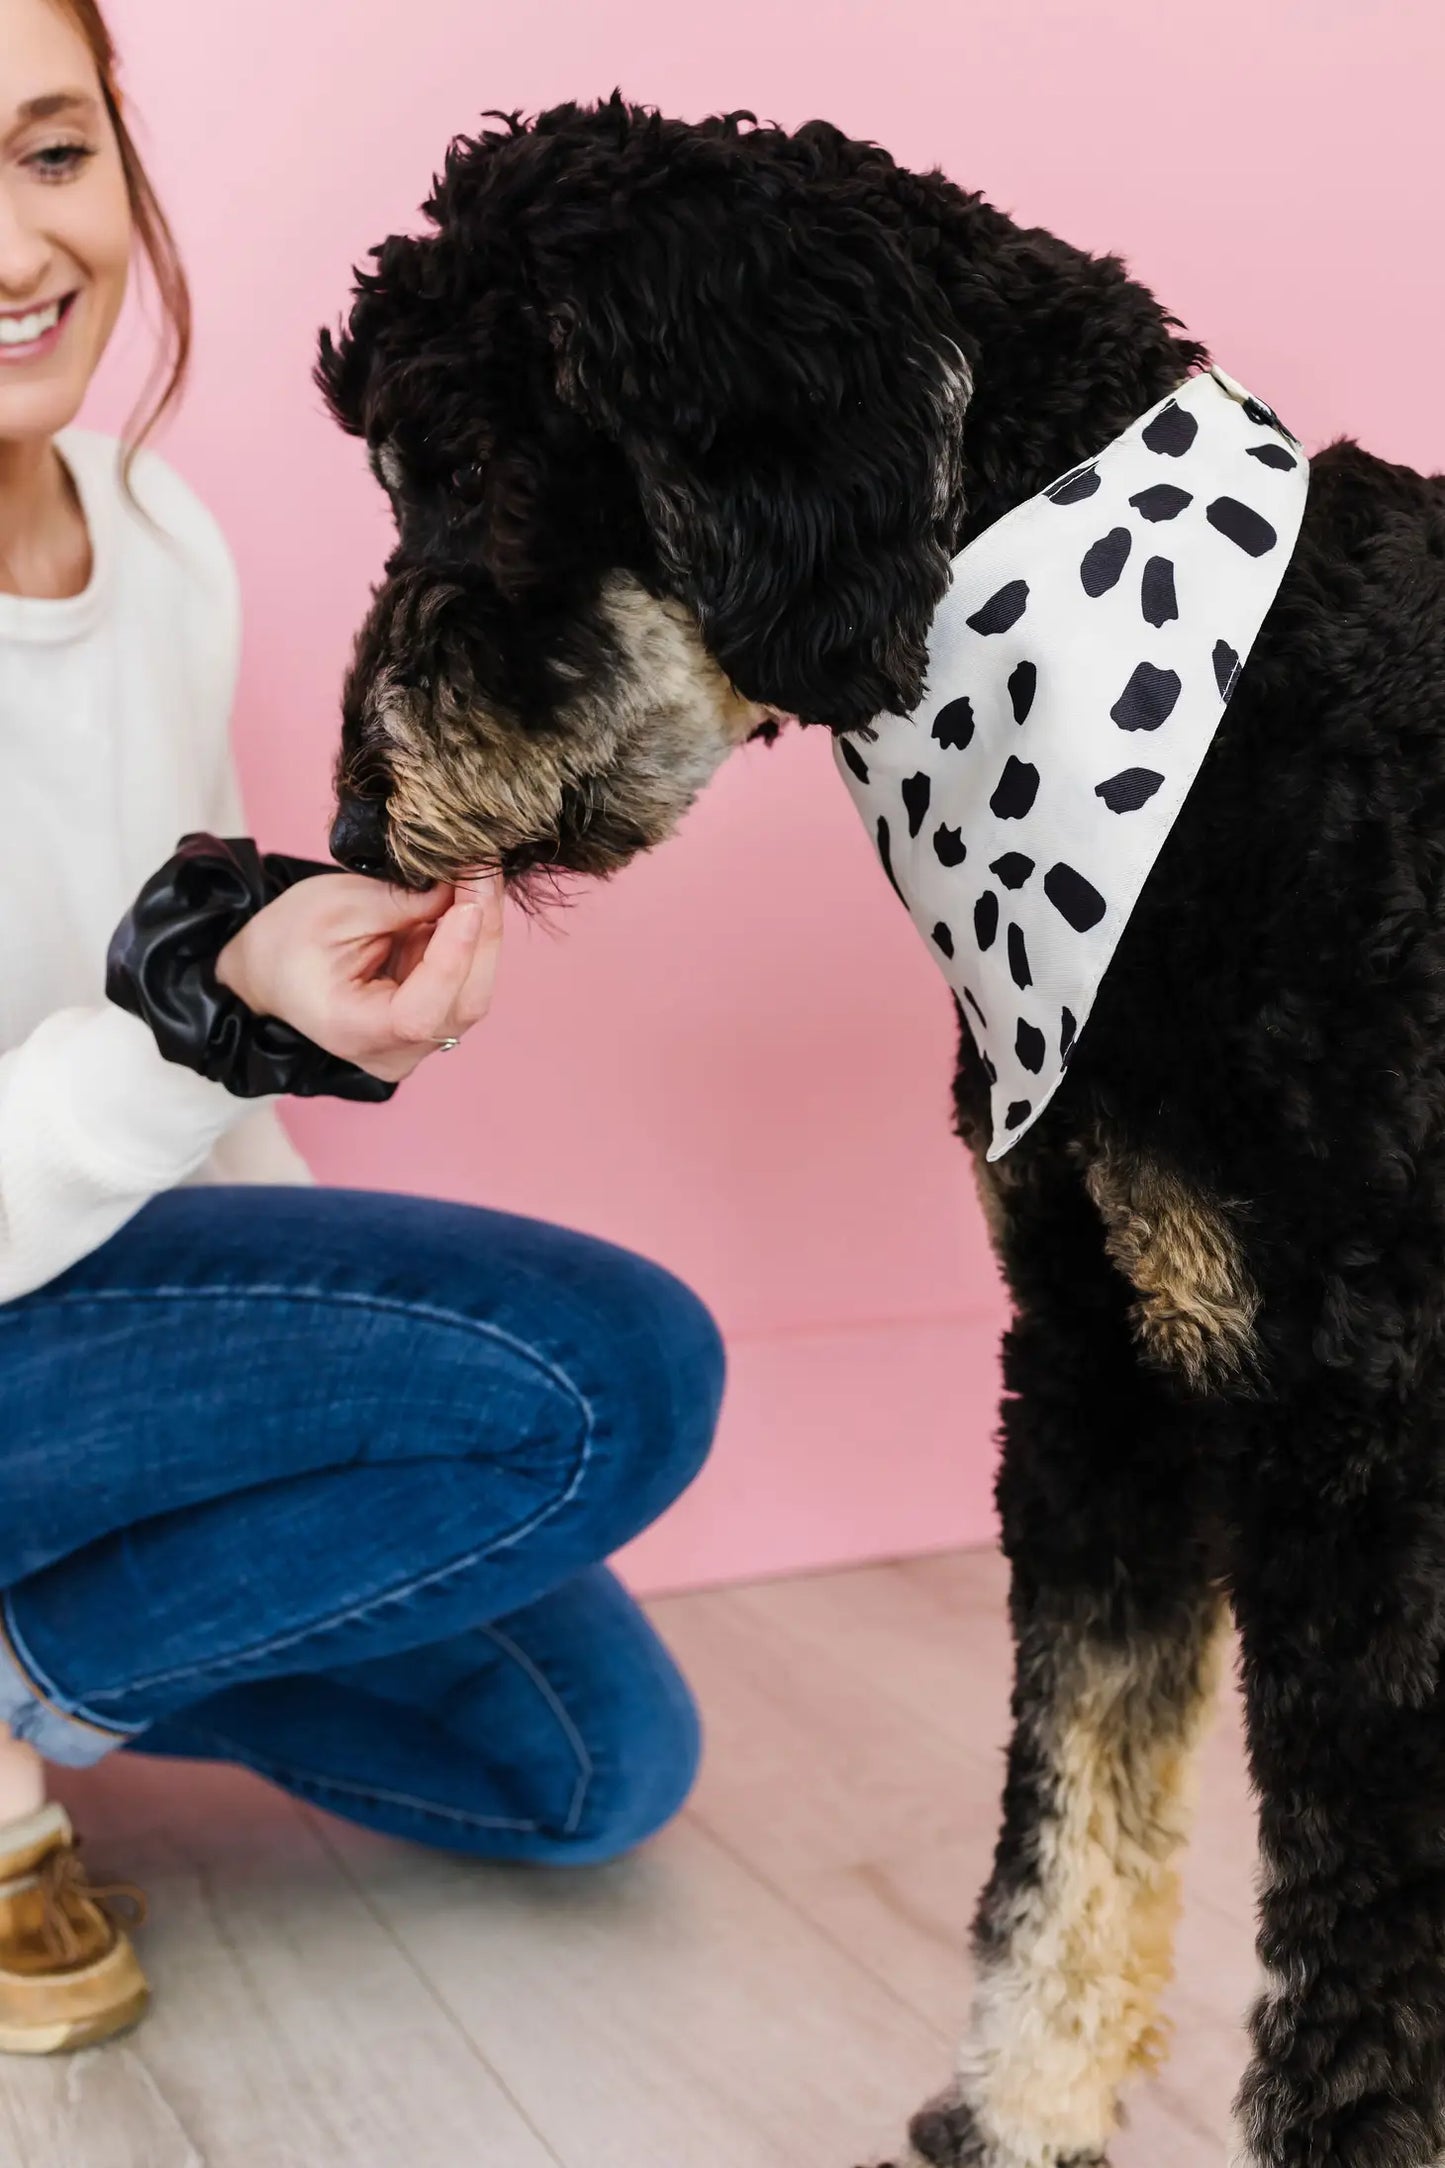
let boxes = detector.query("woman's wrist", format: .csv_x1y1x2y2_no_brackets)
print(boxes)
214,922,268,1018
106,834,400,1103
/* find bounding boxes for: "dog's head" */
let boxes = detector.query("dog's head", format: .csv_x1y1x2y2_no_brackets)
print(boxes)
318,97,971,888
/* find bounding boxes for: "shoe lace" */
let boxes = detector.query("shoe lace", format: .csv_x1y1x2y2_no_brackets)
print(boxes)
34,1845,148,1963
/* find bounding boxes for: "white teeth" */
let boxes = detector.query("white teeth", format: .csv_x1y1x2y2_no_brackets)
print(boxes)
0,302,63,350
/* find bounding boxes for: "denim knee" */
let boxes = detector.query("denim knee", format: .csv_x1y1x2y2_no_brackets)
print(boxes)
549,1664,703,1868
568,1251,726,1550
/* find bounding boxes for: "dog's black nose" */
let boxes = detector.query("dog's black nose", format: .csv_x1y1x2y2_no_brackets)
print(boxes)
330,794,397,880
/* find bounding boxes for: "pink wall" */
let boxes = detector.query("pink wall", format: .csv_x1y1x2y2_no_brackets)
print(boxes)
90,0,1444,1592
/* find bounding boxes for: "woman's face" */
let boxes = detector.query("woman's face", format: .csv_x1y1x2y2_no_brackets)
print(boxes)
0,0,132,448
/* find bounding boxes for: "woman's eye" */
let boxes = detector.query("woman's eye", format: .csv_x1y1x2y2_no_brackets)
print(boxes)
26,143,96,182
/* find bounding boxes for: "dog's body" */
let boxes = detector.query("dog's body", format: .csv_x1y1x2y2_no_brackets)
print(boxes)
319,98,1445,2168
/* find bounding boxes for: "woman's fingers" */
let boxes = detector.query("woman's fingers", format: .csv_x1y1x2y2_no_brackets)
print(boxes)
293,868,505,1078
375,880,454,929
452,877,505,1029
388,920,439,987
384,876,502,999
330,874,454,941
455,875,504,919
385,882,503,1045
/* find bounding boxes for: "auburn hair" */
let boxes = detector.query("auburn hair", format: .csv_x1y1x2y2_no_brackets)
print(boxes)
53,0,192,481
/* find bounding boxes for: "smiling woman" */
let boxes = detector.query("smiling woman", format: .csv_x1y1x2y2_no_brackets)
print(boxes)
0,0,186,496
0,0,722,2077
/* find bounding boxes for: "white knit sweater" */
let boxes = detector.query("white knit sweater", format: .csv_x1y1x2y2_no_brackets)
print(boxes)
0,431,310,1303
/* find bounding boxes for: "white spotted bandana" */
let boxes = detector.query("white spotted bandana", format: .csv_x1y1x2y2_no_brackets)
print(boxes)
835,366,1309,1160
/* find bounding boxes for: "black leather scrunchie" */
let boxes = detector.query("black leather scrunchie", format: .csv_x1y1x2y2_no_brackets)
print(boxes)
106,834,398,1102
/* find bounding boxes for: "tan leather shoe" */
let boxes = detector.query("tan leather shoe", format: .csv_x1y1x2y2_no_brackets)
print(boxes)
0,1803,149,2054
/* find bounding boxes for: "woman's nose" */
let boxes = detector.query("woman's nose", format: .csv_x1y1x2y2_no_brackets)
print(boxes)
0,188,52,298
329,794,398,880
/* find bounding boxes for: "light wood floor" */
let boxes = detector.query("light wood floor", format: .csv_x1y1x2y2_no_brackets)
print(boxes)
0,1549,1259,2167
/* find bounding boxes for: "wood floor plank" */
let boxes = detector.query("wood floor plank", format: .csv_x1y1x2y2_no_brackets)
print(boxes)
10,1759,560,2168
650,1580,1004,1882
320,1809,948,2168
0,2035,206,2168
896,1545,1012,1614
714,1557,1016,1773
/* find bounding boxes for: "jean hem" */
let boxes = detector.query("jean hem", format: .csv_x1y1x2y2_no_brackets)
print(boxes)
0,1601,141,1769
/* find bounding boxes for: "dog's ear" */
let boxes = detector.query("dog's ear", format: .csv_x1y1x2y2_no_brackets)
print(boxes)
541,150,970,727
316,233,443,441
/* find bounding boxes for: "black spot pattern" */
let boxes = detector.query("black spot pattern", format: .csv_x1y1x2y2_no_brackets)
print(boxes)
1080,527,1133,597
932,697,975,751
1111,661,1182,732
1213,640,1241,700
1045,862,1107,933
991,758,1040,819
839,737,870,786
967,580,1030,635
902,772,931,839
1207,496,1278,557
1248,443,1297,471
1129,483,1192,522
1045,464,1101,505
1095,767,1165,813
1016,1019,1046,1073
1142,400,1199,457
1243,393,1294,435
876,817,905,904
1140,556,1178,627
831,368,1307,1155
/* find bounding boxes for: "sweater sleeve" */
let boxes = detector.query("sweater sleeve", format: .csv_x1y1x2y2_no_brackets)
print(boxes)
0,454,280,1304
0,1005,258,1302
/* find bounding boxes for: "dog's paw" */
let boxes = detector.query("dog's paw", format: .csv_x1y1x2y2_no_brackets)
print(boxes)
910,2091,991,2166
858,2092,988,2168
864,2088,1108,2168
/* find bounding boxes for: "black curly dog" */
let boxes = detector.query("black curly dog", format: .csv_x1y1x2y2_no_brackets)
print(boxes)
317,95,1445,2168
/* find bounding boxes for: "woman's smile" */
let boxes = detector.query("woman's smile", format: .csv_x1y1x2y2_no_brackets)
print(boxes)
0,291,78,363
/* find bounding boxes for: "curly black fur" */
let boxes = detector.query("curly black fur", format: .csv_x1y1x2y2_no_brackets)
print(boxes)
321,93,1445,2168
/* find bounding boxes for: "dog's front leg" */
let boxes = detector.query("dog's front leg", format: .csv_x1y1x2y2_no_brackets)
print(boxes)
881,1159,1228,2168
908,1577,1227,2168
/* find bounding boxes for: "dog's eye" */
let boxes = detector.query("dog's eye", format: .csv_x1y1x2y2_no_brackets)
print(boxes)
451,461,488,498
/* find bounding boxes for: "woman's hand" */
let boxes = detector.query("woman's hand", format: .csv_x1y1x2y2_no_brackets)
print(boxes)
215,872,503,1085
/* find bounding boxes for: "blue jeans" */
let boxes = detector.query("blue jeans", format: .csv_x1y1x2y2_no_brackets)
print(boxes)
0,1188,725,1865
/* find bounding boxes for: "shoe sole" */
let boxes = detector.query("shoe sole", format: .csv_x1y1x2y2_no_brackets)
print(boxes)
0,1983,150,2056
